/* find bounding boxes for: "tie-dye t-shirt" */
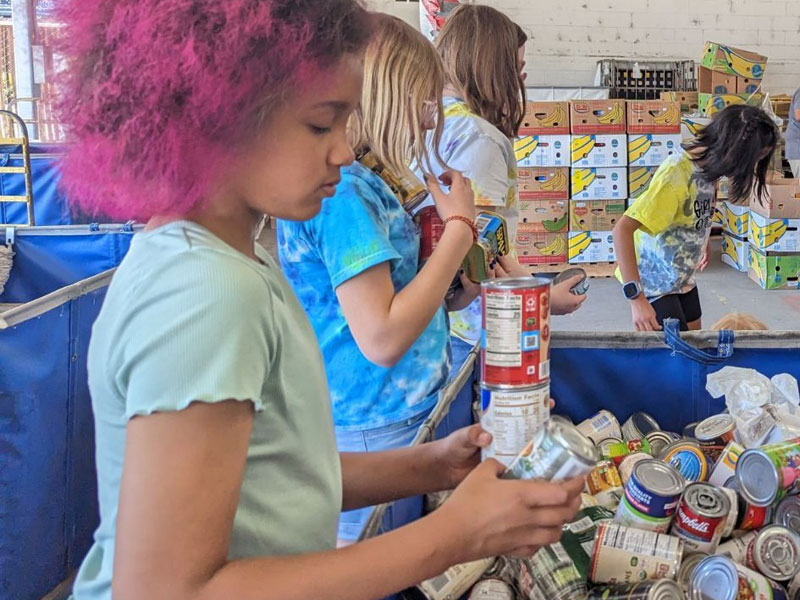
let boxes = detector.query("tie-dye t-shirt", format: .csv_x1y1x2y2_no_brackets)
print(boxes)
419,97,519,343
277,161,450,430
619,152,716,300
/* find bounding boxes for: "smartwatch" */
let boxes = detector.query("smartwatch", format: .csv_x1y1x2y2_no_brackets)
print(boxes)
623,280,643,300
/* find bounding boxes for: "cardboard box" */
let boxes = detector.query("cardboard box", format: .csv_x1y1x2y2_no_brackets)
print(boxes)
750,211,800,253
721,231,748,272
660,91,700,113
629,166,659,199
748,245,800,290
571,168,628,200
518,199,568,233
702,42,767,79
570,134,627,167
626,100,681,134
750,179,800,219
628,134,683,167
737,77,761,95
681,116,712,142
518,167,569,200
519,101,571,136
516,230,567,264
568,230,616,264
699,93,763,116
569,100,626,134
515,135,570,167
712,204,724,228
698,66,737,95
569,199,626,231
721,201,749,237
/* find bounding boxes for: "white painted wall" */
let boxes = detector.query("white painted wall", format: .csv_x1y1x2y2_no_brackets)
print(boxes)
367,0,800,94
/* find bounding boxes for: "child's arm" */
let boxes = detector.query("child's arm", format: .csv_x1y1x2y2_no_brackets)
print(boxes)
614,216,662,331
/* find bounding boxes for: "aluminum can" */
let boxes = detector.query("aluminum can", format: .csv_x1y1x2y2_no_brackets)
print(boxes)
677,552,710,595
622,411,660,441
587,580,684,600
615,459,686,533
479,383,550,466
688,555,788,600
645,431,674,457
670,482,730,553
601,438,653,465
736,437,800,507
660,440,709,483
775,496,800,534
695,414,737,463
716,530,759,563
746,525,800,581
467,579,515,599
619,452,651,485
576,410,622,444
589,522,683,583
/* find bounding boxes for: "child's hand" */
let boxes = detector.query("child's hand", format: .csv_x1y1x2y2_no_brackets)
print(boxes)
426,171,477,224
698,240,711,271
551,275,587,316
631,296,661,331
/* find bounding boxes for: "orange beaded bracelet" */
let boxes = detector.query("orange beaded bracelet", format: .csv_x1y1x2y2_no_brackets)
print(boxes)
443,215,478,243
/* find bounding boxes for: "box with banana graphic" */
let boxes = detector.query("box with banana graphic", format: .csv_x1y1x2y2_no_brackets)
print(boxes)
721,201,749,238
701,42,767,80
519,102,571,136
661,91,699,114
519,200,568,233
515,135,570,167
571,168,627,200
569,100,626,135
699,93,763,117
570,134,627,168
629,166,659,199
518,167,569,200
750,211,800,253
748,246,800,290
569,199,626,232
626,100,681,134
680,117,712,142
698,66,737,95
628,134,683,167
567,231,616,264
721,232,749,272
516,230,568,265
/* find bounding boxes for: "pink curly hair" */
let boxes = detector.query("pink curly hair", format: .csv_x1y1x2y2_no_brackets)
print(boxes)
55,0,371,221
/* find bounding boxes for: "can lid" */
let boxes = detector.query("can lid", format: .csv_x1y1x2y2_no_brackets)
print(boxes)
649,579,685,600
633,459,686,495
678,553,712,593
754,525,800,581
736,449,780,507
552,420,599,464
553,267,587,286
695,414,735,442
481,277,551,289
776,496,800,534
688,556,738,600
645,430,673,456
684,482,730,518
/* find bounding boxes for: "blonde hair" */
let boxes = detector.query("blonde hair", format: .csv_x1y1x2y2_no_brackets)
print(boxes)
349,14,445,178
711,312,769,331
435,5,527,138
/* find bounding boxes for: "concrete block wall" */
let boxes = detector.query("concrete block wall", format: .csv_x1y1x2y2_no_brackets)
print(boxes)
367,0,800,94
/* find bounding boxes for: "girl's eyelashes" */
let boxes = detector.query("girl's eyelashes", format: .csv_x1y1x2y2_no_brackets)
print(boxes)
309,124,332,135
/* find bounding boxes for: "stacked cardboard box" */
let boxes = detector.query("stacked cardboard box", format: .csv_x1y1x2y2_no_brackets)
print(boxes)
720,200,750,272
515,102,571,264
698,42,766,116
748,179,800,289
661,91,699,114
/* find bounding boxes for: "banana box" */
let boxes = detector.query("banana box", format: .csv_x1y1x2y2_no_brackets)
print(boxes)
517,167,569,200
516,229,567,264
701,42,767,80
626,100,681,134
750,179,800,219
721,231,749,272
748,245,800,290
699,93,763,116
698,66,737,95
628,134,682,167
569,100,626,134
750,211,800,253
515,135,570,167
629,166,659,199
571,168,627,200
681,117,712,142
661,91,699,113
519,102,571,136
712,204,725,228
568,231,616,264
737,77,761,95
570,135,627,167
721,201,749,237
569,199,626,232
519,200,568,233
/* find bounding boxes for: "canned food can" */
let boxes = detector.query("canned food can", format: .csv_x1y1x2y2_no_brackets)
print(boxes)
695,414,737,463
481,277,551,387
417,558,496,600
464,212,510,284
503,419,598,482
688,555,789,600
601,438,653,465
775,496,800,534
517,543,587,600
677,552,710,595
735,437,800,507
479,384,550,466
660,440,709,483
576,410,622,444
622,412,660,441
645,431,674,457
747,525,800,581
597,436,624,458
586,460,623,495
615,459,686,533
360,149,429,213
553,266,590,296
717,487,739,538
725,478,774,531
467,579,515,599
463,239,494,284
416,206,445,266
587,579,684,600
618,452,651,485
708,441,744,487
683,422,699,439
715,530,758,563
670,482,730,553
589,522,683,583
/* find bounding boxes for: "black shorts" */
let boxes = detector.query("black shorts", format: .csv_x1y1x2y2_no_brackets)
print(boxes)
650,287,702,331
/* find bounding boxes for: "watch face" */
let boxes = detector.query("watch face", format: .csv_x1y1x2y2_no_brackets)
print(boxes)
623,282,640,299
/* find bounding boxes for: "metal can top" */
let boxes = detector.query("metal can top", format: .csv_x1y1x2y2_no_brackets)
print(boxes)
682,482,731,519
647,579,686,600
645,431,673,457
481,277,551,290
678,552,711,593
597,436,623,455
629,411,660,436
552,420,599,465
754,525,800,581
694,414,736,442
688,556,738,600
553,267,587,286
776,496,800,534
683,422,699,439
633,459,686,496
736,448,780,507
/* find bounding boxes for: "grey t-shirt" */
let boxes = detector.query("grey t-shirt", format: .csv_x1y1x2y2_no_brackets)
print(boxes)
787,88,800,159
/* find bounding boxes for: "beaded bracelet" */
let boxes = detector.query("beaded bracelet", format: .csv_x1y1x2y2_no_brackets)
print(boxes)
443,215,479,243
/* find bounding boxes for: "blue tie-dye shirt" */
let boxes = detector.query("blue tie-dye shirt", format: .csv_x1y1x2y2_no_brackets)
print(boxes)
277,161,450,429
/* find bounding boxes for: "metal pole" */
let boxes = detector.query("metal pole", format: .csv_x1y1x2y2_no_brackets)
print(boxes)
11,0,37,139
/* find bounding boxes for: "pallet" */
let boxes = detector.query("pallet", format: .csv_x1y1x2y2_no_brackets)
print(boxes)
526,261,618,278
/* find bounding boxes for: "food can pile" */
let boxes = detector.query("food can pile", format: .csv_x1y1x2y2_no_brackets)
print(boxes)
418,408,800,599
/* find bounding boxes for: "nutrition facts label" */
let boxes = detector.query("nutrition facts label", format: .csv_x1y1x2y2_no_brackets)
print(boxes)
481,387,549,463
484,292,523,367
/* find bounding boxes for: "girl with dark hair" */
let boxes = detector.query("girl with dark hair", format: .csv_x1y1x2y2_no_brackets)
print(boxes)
614,105,778,332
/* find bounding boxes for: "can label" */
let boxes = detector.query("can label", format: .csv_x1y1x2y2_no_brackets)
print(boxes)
708,442,744,487
480,385,550,466
602,439,652,465
468,579,515,599
738,501,772,531
518,542,587,600
481,281,550,386
716,530,758,563
618,453,650,485
615,495,673,533
733,562,790,600
671,496,727,553
623,468,681,519
663,444,709,482
504,429,593,482
586,460,623,495
590,523,682,583
587,581,668,600
417,206,445,266
758,438,800,502
718,487,738,538
576,410,622,444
